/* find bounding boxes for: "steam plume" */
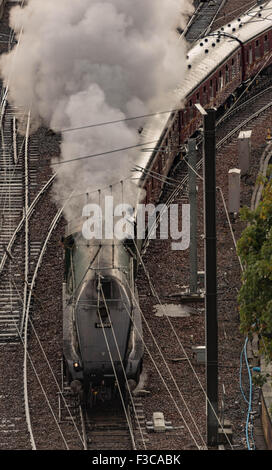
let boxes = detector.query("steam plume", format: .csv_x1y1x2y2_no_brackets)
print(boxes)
0,0,194,222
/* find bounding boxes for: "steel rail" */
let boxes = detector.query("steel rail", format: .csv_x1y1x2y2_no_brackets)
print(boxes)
217,99,272,149
188,0,228,44
12,116,17,164
0,173,56,273
22,204,65,451
21,111,30,336
21,110,36,450
79,406,88,450
216,83,272,127
79,402,137,451
142,95,272,251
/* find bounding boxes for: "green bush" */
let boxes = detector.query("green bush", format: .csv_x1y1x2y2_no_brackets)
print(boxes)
237,166,272,361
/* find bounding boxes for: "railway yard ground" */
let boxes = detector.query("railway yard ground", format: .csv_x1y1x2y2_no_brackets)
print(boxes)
136,89,272,451
0,0,272,454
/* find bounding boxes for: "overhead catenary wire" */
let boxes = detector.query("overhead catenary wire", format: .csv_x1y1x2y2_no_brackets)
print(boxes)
10,277,85,448
133,166,181,188
131,239,234,449
120,284,205,450
28,322,85,447
99,283,147,450
134,164,181,184
50,139,160,166
3,0,266,450
217,48,272,126
61,108,181,133
12,315,70,450
216,186,244,271
212,1,259,27
19,191,74,448
160,105,262,449
27,2,266,141
96,278,137,450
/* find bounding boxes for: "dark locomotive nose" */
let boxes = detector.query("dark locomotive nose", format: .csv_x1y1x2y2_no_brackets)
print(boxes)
75,276,131,386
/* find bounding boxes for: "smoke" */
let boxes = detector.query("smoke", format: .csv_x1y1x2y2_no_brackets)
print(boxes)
0,0,194,223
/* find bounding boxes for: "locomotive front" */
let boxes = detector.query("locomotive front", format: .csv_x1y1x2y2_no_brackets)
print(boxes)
62,230,143,406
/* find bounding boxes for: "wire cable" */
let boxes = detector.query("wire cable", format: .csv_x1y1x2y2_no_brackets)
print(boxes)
131,239,234,449
10,277,85,447
120,288,205,450
212,1,258,27
96,277,137,450
244,338,256,450
50,139,159,166
100,283,147,450
61,108,181,133
12,317,70,450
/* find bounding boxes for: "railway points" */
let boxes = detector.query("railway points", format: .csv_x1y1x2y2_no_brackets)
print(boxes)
0,0,271,452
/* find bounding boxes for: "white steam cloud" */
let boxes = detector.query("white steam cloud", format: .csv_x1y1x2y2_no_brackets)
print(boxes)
0,0,193,223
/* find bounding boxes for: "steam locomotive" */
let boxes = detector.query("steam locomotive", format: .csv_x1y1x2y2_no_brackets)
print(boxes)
62,226,144,406
62,1,272,406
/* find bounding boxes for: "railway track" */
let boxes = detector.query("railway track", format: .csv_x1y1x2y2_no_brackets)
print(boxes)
0,0,271,451
80,400,136,451
0,94,50,343
142,79,272,253
55,375,149,451
1,59,271,454
0,93,39,447
0,89,61,448
79,395,149,451
184,0,226,43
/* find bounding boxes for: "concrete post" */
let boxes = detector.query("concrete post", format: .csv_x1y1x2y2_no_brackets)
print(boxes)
238,130,252,176
228,168,241,214
188,138,198,294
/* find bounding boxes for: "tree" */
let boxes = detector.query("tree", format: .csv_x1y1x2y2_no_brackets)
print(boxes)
237,166,272,361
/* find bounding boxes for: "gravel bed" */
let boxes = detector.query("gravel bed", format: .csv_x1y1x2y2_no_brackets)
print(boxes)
135,97,272,451
0,0,270,451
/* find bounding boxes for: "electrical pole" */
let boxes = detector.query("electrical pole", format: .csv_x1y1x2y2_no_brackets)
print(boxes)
188,138,198,294
203,108,218,447
195,104,218,446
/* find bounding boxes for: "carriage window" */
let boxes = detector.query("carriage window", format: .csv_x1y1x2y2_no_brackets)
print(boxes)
249,45,253,64
209,79,213,99
264,34,269,53
225,65,229,84
203,86,208,105
231,58,235,79
189,99,194,119
219,71,224,91
255,39,261,59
